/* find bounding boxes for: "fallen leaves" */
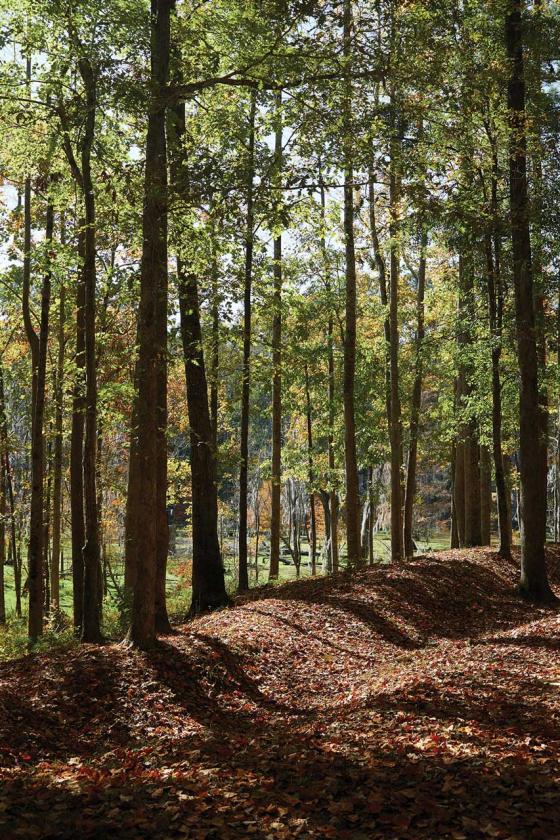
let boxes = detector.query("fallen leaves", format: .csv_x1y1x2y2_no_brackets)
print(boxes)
0,546,559,837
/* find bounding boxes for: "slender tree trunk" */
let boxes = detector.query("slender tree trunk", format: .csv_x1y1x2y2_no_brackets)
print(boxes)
480,445,492,546
210,243,220,449
464,421,482,547
368,466,375,564
341,0,360,569
457,255,482,548
26,198,53,643
78,58,102,643
0,405,5,624
269,92,282,582
450,444,460,548
319,173,339,574
168,95,228,616
0,367,10,624
506,0,555,602
155,355,171,632
126,0,174,647
388,104,404,563
368,167,392,432
304,365,317,575
178,258,228,614
155,237,171,633
319,490,332,573
404,227,427,558
529,0,549,547
454,429,466,548
238,91,256,592
4,447,19,617
43,436,53,615
51,238,65,613
71,227,86,633
485,183,511,557
556,283,560,542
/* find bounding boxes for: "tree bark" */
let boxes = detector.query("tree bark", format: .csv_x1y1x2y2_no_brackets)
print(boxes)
0,382,5,625
404,226,427,558
454,436,466,548
480,445,492,546
529,0,549,549
167,90,228,616
506,0,555,602
341,0,360,569
126,0,174,646
71,226,86,633
50,230,65,613
484,183,511,557
319,172,339,574
210,243,220,450
269,92,282,582
304,365,317,575
4,445,20,617
26,197,53,643
238,91,257,592
367,167,391,433
178,256,228,615
450,444,460,548
388,104,404,563
78,57,102,643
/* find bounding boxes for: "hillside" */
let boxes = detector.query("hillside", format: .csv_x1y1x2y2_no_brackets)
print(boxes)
1,547,560,839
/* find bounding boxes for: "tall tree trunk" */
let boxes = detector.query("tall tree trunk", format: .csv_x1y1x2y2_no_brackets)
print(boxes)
71,227,86,633
529,0,549,548
556,283,560,543
464,421,482,546
167,92,228,616
155,352,171,632
51,234,65,613
319,173,339,574
506,0,555,602
126,0,173,647
404,226,427,558
4,446,19,617
78,57,102,642
210,242,220,449
454,435,466,548
43,436,53,615
368,466,375,564
304,365,317,575
341,0,360,569
388,103,404,563
450,444,460,548
155,229,171,633
178,263,228,614
238,91,256,592
480,445,492,546
484,159,511,557
26,197,53,643
0,367,10,624
457,255,482,548
0,387,5,624
269,92,282,582
368,167,392,433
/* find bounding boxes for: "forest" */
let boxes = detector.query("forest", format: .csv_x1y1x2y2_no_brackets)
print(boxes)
0,0,559,837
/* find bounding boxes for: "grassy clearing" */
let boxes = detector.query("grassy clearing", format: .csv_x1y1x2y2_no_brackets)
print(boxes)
0,528,452,659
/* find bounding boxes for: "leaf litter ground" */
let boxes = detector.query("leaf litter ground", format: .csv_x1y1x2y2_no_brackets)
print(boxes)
1,547,559,839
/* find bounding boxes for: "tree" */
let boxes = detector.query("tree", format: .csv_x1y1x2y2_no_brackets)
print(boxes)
505,0,556,603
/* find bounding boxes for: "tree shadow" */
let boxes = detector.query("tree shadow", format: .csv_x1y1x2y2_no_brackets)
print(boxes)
242,550,558,648
2,722,559,839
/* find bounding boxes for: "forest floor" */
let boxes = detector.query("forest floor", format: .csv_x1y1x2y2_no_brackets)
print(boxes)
1,547,559,839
